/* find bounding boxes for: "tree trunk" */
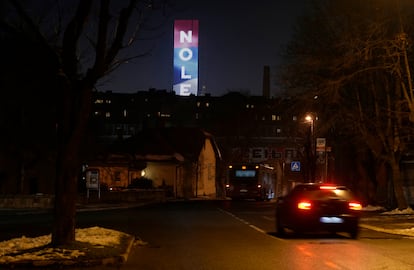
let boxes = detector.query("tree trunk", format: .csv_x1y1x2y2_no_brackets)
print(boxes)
51,75,77,246
52,155,78,245
51,75,93,246
390,158,408,210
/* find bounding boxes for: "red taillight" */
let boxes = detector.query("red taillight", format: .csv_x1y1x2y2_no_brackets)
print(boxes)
297,201,312,210
349,202,362,211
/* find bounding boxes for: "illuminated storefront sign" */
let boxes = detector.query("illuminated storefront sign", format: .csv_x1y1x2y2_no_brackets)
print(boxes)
173,20,199,96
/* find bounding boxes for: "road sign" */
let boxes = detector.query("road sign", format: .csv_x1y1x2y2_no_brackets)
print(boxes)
291,161,301,172
316,138,326,152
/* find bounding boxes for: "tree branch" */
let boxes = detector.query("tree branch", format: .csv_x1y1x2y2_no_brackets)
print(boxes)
62,0,93,79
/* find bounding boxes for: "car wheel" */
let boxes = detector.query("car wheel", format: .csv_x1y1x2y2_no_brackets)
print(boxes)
349,226,359,239
276,215,286,237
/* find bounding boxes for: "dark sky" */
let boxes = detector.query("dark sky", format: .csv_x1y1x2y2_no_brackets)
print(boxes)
98,0,307,96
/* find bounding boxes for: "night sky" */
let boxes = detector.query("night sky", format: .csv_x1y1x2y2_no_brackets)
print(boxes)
98,0,307,96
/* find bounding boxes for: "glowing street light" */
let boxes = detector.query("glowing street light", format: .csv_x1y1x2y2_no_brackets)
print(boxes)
305,114,316,182
305,115,314,134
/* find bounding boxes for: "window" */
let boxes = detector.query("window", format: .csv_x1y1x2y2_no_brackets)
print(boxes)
271,115,281,121
114,171,121,182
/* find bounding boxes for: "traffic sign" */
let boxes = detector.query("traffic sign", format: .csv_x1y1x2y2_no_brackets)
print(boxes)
291,161,301,172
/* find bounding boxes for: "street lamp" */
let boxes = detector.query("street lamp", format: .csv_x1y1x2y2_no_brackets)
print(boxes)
305,114,315,182
305,115,314,135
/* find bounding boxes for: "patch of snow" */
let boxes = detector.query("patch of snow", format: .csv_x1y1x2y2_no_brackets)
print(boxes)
0,227,131,264
381,207,414,215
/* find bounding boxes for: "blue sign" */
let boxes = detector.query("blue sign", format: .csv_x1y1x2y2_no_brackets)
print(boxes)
291,161,301,172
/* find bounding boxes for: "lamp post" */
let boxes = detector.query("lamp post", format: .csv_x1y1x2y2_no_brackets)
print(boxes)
305,115,315,182
305,115,314,137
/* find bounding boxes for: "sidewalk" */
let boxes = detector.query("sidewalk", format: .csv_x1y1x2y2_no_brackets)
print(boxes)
359,208,414,237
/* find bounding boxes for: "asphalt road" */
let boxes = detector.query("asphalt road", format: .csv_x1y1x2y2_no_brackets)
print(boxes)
2,200,414,269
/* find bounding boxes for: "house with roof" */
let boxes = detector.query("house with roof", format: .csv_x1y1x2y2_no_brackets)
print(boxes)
87,127,222,199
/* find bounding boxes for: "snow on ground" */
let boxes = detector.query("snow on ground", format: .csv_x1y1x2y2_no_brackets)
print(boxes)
362,205,414,215
0,227,134,264
1,206,414,264
360,206,414,237
380,207,414,215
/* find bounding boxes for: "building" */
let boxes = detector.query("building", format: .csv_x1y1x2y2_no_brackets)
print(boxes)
91,90,309,196
86,127,221,199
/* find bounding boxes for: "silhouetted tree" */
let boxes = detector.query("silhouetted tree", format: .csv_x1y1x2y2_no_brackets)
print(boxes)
1,0,173,246
279,0,414,209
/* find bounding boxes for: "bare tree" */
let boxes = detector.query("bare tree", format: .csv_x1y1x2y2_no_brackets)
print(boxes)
2,0,173,246
279,0,414,209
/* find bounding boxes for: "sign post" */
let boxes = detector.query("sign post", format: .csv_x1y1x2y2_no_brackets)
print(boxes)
86,170,100,199
316,138,327,182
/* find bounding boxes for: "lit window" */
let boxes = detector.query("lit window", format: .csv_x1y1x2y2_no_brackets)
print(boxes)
246,104,250,109
293,116,297,121
95,99,104,104
105,112,111,118
272,115,281,120
205,102,210,107
277,128,281,133
197,102,201,107
123,109,127,117
106,99,111,104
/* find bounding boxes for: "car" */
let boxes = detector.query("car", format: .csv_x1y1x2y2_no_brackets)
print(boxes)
275,183,362,239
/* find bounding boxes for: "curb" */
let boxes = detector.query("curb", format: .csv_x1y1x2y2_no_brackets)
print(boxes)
101,235,136,266
359,223,414,237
